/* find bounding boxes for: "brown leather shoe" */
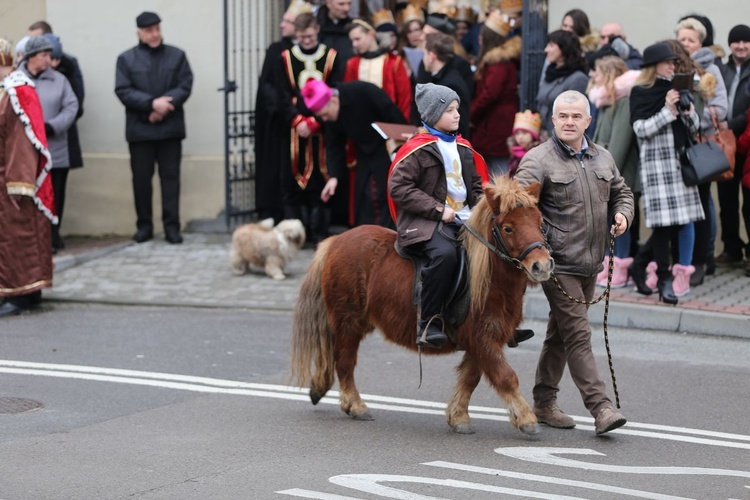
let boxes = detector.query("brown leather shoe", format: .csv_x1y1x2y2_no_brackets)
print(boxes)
714,252,743,266
533,405,575,428
594,407,627,435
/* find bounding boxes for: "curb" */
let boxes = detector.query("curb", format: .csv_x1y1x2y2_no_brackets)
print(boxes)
522,293,750,341
53,241,134,272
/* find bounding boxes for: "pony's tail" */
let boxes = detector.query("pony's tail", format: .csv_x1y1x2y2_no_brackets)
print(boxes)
290,237,335,405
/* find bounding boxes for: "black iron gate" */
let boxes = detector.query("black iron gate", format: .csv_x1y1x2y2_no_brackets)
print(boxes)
222,0,285,228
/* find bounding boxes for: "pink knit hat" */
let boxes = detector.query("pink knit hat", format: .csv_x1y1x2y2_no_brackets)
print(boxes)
302,79,333,113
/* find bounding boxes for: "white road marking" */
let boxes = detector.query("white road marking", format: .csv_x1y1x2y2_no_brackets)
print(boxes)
327,474,589,499
2,360,749,450
424,461,692,500
276,489,363,499
495,448,750,479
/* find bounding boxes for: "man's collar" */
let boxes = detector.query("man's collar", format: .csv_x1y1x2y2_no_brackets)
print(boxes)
557,135,589,157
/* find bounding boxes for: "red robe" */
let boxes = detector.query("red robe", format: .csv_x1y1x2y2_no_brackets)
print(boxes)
386,132,489,222
344,51,412,123
1,71,56,297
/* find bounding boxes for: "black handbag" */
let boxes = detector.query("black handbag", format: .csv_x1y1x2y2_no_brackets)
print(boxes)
680,120,732,186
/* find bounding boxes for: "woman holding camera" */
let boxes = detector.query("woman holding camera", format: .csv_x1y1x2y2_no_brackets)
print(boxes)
627,42,704,305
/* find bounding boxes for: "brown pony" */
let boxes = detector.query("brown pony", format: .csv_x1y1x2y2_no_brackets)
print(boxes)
291,177,554,435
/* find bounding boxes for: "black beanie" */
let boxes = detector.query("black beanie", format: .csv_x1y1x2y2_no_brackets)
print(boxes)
728,24,750,45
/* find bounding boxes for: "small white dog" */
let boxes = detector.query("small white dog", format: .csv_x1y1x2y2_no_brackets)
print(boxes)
230,218,306,280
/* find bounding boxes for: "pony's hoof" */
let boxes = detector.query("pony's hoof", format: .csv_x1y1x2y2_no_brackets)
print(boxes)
451,422,475,434
350,410,374,421
519,423,540,435
310,390,324,405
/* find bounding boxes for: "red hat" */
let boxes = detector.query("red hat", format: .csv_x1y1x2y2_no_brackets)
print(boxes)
302,79,333,113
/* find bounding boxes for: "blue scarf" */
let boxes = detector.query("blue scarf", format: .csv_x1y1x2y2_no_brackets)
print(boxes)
422,122,457,142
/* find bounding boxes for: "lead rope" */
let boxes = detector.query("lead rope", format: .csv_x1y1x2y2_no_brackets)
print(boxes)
549,225,621,408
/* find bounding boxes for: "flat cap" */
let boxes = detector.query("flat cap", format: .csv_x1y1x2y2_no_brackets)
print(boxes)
136,11,161,28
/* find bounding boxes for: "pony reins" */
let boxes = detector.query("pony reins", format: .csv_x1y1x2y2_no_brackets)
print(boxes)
457,216,550,270
549,225,621,409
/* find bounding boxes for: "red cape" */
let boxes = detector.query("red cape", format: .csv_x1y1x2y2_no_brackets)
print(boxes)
386,133,489,223
3,73,56,223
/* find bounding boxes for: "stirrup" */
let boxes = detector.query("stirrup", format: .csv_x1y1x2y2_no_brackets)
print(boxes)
417,314,448,348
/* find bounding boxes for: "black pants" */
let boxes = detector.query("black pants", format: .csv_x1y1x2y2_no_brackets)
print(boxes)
716,155,750,259
129,139,182,233
635,225,681,281
413,223,461,319
692,182,712,266
50,168,69,248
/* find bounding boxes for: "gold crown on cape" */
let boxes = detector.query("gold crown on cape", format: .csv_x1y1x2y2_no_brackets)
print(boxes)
401,3,425,24
372,9,396,28
285,0,313,18
433,0,458,18
513,110,542,136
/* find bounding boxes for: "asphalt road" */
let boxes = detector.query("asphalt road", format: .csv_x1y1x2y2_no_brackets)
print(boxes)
1,304,748,499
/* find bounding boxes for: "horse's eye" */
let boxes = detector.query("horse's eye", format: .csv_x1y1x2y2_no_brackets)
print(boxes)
503,226,512,234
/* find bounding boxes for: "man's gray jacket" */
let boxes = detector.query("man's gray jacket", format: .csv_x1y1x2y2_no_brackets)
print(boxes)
514,135,634,276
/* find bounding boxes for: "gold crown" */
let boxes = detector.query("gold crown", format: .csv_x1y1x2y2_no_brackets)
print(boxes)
0,39,13,67
484,10,513,36
454,5,477,23
372,9,395,28
285,0,313,18
513,110,542,136
500,0,523,14
400,3,425,24
433,0,458,17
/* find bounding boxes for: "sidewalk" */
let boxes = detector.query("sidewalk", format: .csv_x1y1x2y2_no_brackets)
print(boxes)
47,233,750,340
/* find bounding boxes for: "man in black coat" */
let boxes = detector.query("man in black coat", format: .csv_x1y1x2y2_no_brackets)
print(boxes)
302,80,406,228
316,0,354,64
716,24,750,268
115,11,193,244
415,32,472,138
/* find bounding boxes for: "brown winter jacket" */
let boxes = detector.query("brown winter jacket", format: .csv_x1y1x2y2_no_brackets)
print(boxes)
389,138,483,247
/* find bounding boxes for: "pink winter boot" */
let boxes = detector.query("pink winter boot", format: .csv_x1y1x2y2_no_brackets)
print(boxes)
596,256,610,287
645,261,658,292
672,264,695,297
611,257,633,288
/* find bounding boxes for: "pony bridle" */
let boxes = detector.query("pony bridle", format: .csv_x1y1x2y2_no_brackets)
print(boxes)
461,216,551,271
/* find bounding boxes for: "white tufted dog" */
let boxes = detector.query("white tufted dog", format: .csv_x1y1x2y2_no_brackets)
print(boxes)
230,218,306,280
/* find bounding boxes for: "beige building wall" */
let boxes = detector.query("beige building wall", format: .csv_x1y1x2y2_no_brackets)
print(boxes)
44,0,226,236
0,0,46,43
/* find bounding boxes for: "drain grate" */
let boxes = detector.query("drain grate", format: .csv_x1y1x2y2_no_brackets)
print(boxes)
0,397,44,415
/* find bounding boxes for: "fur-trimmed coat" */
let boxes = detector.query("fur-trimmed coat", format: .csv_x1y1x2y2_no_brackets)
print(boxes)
470,35,521,158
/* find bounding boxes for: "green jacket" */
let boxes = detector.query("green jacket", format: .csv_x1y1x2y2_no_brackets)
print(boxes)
593,97,641,193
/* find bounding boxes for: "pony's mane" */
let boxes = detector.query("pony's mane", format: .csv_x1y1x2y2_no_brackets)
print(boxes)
464,176,539,314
